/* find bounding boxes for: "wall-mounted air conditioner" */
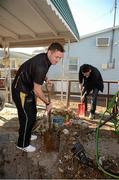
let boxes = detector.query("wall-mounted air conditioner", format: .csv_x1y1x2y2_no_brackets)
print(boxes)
96,37,110,47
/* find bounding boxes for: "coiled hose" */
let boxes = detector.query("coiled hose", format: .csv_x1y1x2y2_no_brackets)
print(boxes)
96,91,119,179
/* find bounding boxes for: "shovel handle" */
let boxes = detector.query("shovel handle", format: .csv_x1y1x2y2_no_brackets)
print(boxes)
45,83,51,129
80,89,87,103
45,83,51,103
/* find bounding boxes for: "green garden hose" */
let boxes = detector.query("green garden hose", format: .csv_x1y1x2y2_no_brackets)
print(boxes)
96,91,119,179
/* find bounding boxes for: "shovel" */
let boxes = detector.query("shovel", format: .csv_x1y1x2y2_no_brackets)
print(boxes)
77,91,86,117
33,82,52,132
45,83,52,129
44,83,60,152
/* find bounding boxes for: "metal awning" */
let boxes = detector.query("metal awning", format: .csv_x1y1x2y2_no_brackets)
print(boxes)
0,0,79,48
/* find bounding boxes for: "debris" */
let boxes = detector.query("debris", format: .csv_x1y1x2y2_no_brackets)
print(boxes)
58,167,64,173
0,100,118,179
71,142,93,167
62,129,69,135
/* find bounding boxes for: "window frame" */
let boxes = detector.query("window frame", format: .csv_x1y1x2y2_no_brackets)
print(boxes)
68,57,79,73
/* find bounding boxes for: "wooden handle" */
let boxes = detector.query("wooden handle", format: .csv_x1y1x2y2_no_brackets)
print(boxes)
45,83,51,103
45,83,51,129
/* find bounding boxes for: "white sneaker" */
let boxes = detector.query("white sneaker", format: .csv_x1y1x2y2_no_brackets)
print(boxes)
31,134,37,141
16,145,36,152
89,113,95,119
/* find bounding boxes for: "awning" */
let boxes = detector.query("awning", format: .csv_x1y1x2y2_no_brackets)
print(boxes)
0,0,80,48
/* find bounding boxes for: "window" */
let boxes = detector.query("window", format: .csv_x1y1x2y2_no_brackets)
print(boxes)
68,57,79,72
96,37,110,47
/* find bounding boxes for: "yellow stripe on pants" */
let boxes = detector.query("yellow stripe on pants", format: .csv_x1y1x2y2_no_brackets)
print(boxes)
20,92,26,108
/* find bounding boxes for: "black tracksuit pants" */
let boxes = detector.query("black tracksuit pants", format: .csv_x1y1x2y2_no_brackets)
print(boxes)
12,87,37,147
82,87,99,114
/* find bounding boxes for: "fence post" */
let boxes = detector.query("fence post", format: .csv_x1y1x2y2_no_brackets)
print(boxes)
66,80,71,108
106,82,110,107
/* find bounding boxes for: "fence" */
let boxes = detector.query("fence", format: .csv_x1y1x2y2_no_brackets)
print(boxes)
50,79,119,108
0,78,118,108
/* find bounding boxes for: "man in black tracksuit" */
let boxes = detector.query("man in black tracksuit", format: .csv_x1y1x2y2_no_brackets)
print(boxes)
79,64,104,119
12,42,64,152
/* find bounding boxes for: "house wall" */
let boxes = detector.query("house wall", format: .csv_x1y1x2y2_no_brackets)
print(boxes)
48,28,119,94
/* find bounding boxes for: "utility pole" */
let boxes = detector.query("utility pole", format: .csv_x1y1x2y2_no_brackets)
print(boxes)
113,0,117,27
109,0,117,64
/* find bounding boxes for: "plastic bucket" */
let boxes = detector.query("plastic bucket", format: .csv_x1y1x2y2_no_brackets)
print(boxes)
52,116,64,128
77,103,85,117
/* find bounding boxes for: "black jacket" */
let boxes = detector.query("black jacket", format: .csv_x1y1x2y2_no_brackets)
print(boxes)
79,64,104,92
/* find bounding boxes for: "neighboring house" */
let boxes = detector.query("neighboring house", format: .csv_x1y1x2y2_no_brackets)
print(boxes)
48,26,119,94
0,50,32,102
9,51,32,68
0,49,31,68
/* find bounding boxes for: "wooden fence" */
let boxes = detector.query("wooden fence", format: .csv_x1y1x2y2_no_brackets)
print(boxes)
50,80,119,108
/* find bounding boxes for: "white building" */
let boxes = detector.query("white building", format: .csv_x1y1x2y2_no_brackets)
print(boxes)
48,26,119,94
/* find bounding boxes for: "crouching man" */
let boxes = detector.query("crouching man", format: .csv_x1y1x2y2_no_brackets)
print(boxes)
79,64,104,119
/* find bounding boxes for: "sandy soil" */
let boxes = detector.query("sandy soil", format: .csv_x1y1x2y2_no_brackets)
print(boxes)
0,99,118,179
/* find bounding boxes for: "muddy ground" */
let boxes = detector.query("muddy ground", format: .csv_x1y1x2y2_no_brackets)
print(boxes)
0,99,119,179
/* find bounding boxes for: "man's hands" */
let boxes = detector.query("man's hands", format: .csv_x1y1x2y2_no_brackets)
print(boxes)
33,78,53,115
81,95,85,103
45,78,53,114
79,83,87,103
81,91,87,103
33,82,52,113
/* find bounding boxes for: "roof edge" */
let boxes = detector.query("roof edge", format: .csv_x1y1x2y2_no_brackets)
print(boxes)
47,0,80,41
81,25,119,39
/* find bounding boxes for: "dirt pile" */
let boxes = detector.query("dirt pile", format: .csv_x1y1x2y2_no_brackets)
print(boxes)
0,105,118,179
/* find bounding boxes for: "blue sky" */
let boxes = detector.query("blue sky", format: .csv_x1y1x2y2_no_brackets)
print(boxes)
68,0,119,36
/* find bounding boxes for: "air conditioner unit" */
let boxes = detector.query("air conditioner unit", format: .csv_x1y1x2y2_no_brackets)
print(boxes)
96,37,110,47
